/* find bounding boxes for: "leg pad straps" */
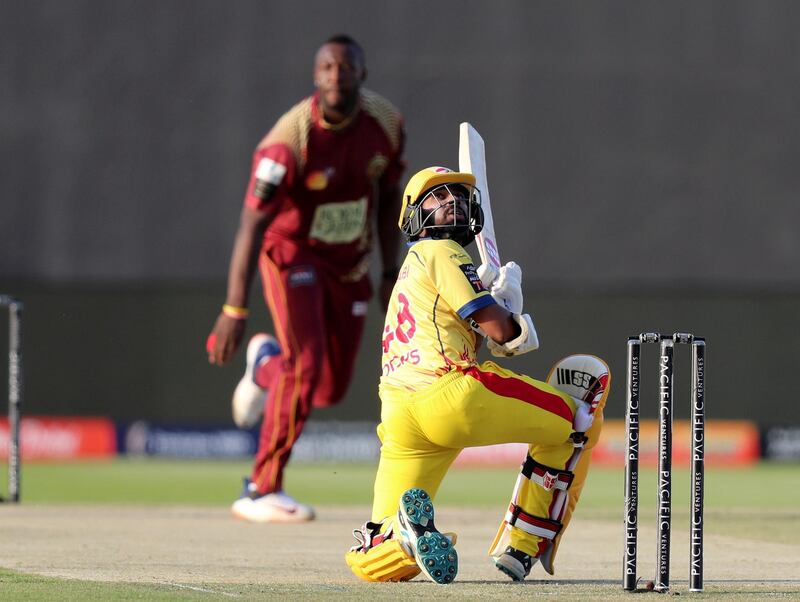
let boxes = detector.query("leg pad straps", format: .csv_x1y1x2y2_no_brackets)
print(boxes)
504,502,564,540
521,454,575,492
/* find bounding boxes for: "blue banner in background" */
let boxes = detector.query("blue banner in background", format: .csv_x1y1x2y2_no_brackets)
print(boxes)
761,426,800,461
118,422,258,458
116,421,380,461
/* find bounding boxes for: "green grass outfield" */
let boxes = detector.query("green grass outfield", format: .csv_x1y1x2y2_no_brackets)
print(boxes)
2,460,800,600
10,458,800,510
9,459,800,543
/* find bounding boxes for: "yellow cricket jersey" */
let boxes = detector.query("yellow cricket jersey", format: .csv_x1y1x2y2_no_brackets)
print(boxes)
379,238,496,393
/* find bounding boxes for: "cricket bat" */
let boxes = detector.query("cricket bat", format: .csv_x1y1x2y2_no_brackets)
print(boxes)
459,122,501,287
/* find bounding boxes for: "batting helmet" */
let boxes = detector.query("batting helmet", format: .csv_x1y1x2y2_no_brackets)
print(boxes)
398,167,483,243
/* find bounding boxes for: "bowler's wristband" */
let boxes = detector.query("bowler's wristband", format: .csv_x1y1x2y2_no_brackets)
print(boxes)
222,304,249,320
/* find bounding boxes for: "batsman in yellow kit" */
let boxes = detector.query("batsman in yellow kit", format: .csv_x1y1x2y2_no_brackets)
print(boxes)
345,166,611,584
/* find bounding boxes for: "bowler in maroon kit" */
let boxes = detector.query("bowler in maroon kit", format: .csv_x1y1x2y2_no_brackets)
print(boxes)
207,35,405,522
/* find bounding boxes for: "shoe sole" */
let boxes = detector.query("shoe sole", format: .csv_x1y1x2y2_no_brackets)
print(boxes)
495,555,526,581
231,502,315,524
231,508,314,523
397,488,458,584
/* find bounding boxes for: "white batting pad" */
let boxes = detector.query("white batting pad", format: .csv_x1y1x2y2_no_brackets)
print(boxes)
546,354,610,407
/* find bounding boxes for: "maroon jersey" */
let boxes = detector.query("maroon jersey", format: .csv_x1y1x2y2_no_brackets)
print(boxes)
243,89,405,280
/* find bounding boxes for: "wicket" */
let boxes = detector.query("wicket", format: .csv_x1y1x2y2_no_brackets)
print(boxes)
623,332,705,593
1,295,23,504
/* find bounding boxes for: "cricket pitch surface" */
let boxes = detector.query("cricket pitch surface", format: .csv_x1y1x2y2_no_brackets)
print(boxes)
2,505,799,599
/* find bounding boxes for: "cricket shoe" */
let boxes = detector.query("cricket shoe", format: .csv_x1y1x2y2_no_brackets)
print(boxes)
231,478,315,523
231,333,280,429
495,545,538,581
396,488,458,584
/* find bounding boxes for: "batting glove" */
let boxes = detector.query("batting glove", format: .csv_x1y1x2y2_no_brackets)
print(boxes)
490,261,523,314
486,312,539,357
477,263,500,288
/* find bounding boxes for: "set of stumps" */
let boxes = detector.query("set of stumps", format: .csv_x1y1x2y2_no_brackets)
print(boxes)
624,332,705,593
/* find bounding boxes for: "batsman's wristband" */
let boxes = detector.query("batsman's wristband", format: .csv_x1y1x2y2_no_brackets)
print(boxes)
222,304,249,320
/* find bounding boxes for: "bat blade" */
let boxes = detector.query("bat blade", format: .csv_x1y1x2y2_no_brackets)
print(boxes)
459,122,501,284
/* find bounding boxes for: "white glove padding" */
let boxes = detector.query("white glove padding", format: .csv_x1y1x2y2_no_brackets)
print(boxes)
477,263,500,288
490,261,523,314
486,313,539,357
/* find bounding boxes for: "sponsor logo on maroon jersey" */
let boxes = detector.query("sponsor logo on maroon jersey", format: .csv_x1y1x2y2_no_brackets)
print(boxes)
288,266,316,287
305,167,335,190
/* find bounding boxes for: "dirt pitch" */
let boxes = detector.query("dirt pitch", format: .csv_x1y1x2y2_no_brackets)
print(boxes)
2,505,799,599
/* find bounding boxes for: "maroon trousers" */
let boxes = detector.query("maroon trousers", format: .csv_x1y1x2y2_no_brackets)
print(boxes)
250,241,370,494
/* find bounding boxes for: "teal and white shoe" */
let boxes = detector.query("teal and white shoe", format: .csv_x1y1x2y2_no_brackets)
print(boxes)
396,488,458,584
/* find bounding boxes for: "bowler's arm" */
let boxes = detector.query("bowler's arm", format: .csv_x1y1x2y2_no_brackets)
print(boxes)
208,205,276,365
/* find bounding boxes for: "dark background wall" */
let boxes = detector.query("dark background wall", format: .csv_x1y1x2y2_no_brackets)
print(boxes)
2,1,799,424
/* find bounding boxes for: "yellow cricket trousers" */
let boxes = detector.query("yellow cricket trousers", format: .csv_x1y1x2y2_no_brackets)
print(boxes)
372,360,578,556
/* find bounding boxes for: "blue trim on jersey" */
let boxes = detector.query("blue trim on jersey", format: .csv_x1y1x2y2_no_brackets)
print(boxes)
457,295,496,319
